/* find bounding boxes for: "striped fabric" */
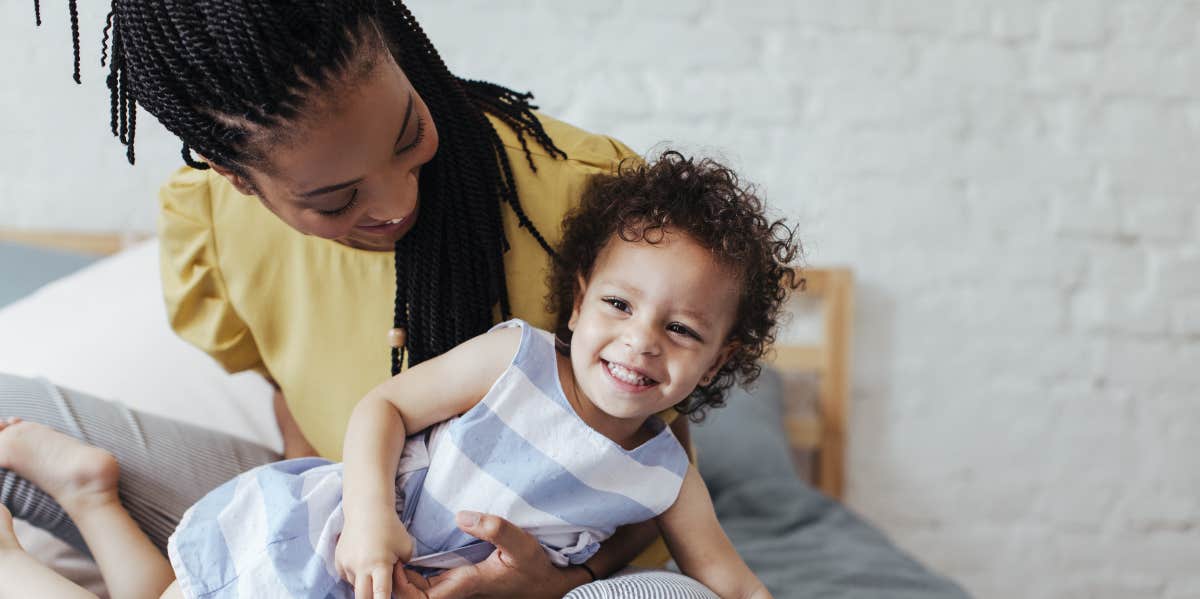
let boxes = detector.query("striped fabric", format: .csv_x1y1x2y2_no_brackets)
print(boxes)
0,373,280,556
564,568,719,599
167,320,690,598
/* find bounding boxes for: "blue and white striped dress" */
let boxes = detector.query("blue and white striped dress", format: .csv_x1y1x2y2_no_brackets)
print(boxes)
166,319,690,599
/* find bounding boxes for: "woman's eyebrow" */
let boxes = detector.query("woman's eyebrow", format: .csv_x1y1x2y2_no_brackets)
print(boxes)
297,91,417,199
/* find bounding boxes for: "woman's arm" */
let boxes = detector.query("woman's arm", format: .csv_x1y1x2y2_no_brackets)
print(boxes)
657,466,773,599
272,387,318,459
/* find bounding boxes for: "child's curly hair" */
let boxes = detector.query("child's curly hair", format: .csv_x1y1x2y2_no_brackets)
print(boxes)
547,150,804,421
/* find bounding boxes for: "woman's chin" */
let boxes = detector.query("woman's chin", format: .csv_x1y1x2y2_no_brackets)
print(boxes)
336,234,398,251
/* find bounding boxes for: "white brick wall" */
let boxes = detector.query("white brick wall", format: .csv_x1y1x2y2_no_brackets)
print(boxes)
2,2,1198,597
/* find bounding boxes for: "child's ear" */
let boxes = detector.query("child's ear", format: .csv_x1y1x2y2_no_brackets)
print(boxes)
700,342,738,386
208,162,260,197
567,273,587,331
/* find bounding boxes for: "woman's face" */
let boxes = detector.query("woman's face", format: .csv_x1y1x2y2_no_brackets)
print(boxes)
228,52,440,251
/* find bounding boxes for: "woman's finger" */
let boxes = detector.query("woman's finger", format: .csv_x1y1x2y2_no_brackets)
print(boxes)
405,568,432,591
393,564,410,596
454,511,541,567
423,565,481,599
393,565,429,599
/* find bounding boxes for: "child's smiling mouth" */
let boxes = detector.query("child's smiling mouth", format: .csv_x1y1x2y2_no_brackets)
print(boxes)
602,359,658,389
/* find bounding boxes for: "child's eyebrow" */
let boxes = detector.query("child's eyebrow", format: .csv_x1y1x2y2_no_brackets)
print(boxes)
597,279,642,296
675,307,714,330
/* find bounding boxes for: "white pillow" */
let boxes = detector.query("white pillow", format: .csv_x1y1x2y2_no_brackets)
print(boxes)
0,239,280,450
0,239,281,592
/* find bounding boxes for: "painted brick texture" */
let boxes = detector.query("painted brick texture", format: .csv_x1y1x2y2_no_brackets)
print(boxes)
1,2,1197,597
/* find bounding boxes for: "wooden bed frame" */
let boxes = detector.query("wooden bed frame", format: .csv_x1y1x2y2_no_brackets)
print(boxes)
0,228,854,500
767,268,853,500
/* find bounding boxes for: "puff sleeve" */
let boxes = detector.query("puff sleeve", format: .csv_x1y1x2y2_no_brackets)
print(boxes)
157,167,266,376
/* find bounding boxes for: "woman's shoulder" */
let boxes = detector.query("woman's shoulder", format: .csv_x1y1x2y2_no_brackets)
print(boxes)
158,165,261,219
159,164,293,240
486,111,639,174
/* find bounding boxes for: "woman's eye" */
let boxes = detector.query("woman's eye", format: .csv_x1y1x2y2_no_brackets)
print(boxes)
602,297,630,313
317,189,359,217
395,116,426,155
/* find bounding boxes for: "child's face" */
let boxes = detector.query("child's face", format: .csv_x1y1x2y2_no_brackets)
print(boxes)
568,230,739,423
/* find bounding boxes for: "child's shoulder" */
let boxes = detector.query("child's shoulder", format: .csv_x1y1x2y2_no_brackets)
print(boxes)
434,319,556,387
453,322,525,363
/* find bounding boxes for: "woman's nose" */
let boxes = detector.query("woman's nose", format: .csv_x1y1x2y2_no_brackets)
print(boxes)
366,168,419,222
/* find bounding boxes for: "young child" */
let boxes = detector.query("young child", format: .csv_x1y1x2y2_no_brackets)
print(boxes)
0,150,800,599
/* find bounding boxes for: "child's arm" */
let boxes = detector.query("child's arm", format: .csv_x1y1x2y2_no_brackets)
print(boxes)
657,466,773,599
335,326,522,597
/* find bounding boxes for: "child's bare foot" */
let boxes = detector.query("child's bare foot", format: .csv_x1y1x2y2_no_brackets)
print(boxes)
0,418,120,517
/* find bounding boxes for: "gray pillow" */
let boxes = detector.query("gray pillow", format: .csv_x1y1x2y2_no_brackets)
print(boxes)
0,242,97,308
693,366,971,599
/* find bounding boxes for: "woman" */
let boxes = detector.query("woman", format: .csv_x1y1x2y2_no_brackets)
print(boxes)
2,2,713,597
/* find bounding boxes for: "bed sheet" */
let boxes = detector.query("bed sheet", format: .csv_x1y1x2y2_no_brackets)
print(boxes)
693,368,971,598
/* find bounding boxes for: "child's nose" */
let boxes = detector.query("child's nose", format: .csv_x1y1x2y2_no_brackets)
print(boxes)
622,322,661,355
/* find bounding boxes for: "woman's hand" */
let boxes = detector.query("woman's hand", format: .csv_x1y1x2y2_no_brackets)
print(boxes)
335,508,416,599
415,511,589,599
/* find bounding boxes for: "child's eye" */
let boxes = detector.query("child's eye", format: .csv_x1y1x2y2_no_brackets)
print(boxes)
668,323,702,341
317,189,359,217
602,297,630,313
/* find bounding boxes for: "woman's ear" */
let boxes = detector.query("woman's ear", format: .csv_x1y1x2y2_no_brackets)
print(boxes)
207,162,260,197
567,273,587,332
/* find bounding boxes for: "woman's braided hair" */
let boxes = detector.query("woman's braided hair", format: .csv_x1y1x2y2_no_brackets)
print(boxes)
36,1,566,374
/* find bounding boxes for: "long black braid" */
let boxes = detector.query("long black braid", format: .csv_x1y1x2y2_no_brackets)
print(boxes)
36,1,566,375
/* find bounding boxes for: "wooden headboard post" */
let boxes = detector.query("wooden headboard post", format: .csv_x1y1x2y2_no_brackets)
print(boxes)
0,229,151,256
768,267,854,500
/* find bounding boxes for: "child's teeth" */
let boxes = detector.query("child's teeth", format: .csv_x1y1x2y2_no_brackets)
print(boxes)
608,362,648,385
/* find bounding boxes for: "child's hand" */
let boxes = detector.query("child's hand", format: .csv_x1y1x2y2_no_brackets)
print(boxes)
335,509,416,599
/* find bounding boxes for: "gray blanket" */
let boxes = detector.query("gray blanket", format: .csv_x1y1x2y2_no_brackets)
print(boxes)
693,368,971,599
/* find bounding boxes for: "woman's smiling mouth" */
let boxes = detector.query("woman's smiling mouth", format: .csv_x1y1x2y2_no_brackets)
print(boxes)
355,215,409,233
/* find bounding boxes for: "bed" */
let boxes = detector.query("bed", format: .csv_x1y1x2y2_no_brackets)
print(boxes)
0,229,969,598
